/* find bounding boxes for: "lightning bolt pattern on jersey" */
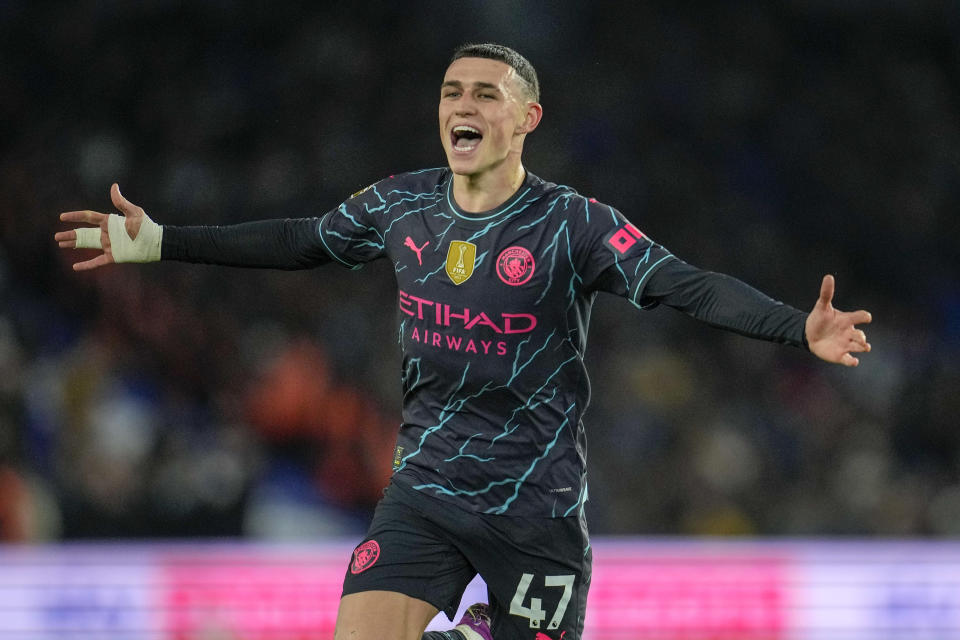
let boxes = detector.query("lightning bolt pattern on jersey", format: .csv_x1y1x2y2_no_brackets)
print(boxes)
317,169,674,517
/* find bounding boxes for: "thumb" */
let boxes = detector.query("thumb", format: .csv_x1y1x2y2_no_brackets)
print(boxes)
110,182,146,240
110,183,140,217
817,274,835,309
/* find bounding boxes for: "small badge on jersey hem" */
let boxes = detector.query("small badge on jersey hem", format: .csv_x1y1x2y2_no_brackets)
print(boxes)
446,241,477,285
393,445,405,469
496,246,535,286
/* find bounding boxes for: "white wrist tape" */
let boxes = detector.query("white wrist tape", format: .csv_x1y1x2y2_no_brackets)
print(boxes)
109,213,162,263
73,214,163,263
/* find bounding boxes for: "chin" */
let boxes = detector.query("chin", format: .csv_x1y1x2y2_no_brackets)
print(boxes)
446,156,481,176
449,164,476,177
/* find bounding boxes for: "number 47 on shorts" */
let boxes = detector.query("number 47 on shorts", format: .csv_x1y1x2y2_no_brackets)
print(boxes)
508,573,575,630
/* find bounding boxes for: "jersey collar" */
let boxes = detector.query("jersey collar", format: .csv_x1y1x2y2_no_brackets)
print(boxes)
444,171,542,227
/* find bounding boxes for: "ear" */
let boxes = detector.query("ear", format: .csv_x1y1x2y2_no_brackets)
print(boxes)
516,101,543,135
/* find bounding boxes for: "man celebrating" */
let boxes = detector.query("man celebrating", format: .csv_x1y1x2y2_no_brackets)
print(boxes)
57,43,871,640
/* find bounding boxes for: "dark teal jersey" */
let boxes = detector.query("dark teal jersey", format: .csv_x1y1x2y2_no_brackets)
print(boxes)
163,167,807,518
317,168,674,517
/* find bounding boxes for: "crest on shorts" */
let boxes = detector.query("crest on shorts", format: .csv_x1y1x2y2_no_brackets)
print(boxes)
445,241,477,285
350,540,381,574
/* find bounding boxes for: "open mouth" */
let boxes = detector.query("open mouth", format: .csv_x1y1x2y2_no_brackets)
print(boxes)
451,125,482,152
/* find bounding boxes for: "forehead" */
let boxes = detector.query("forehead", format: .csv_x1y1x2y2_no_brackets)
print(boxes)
443,57,518,89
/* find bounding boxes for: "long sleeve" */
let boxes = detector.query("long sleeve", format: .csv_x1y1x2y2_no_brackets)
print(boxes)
643,258,809,348
161,218,333,270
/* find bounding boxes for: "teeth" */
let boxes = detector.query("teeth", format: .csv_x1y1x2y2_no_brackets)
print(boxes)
453,125,481,135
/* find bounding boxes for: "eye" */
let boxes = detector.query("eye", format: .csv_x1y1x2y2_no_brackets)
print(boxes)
478,93,496,100
443,91,461,99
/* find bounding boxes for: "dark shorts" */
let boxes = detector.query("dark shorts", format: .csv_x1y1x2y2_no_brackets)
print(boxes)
342,481,592,640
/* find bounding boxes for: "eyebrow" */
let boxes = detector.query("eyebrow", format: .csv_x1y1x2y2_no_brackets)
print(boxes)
441,80,501,92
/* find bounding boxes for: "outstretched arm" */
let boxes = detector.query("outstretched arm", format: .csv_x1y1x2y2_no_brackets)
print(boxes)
643,260,872,366
56,184,332,270
805,274,872,367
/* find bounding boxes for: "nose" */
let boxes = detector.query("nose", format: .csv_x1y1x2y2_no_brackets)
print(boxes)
455,94,478,115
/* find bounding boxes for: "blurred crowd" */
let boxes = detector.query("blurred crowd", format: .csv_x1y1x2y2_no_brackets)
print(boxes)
0,1,957,541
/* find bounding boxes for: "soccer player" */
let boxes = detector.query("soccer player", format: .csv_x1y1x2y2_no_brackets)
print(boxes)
56,44,872,640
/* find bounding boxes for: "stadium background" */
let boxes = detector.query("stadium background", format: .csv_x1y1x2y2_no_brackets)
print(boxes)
0,0,958,638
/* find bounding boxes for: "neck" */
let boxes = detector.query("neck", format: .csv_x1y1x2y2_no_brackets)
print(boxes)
451,161,526,213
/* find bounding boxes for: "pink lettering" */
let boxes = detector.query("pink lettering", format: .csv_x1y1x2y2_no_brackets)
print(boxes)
406,327,509,357
406,293,433,320
502,313,537,334
445,305,471,326
398,290,537,336
465,312,503,333
398,290,415,317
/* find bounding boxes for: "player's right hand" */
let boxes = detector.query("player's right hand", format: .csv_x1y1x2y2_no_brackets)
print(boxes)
56,183,162,271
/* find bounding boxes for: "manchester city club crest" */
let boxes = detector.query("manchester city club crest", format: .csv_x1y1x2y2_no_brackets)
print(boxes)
445,241,477,285
496,246,535,286
350,539,381,574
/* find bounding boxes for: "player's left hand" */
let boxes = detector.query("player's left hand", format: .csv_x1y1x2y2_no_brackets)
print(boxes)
805,274,872,367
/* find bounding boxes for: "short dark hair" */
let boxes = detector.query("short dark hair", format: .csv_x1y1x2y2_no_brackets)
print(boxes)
450,43,540,102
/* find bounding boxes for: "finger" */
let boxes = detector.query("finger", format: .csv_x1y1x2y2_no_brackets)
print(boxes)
844,327,871,355
818,274,835,308
60,210,108,225
72,253,112,271
111,183,141,217
840,352,859,367
848,339,870,353
848,309,872,325
56,227,103,249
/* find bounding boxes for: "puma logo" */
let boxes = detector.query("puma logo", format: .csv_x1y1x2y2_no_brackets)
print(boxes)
404,236,429,266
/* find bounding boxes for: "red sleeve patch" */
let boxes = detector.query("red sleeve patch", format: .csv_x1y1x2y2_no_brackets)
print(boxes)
605,223,645,254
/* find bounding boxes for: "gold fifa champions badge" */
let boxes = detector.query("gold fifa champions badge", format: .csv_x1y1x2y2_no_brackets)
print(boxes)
445,241,477,285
